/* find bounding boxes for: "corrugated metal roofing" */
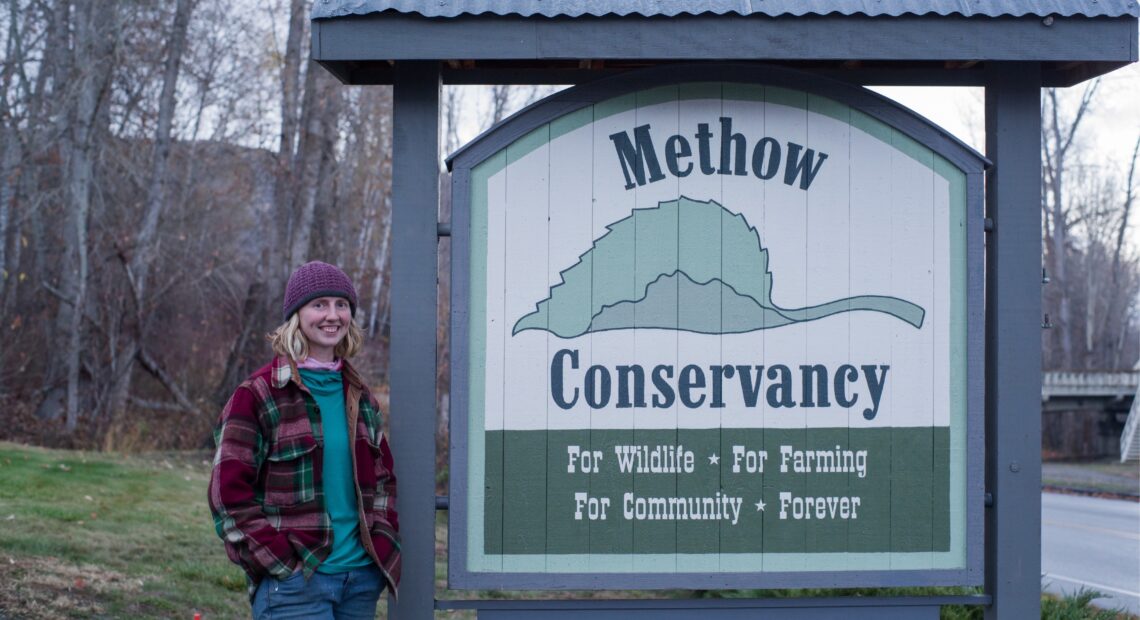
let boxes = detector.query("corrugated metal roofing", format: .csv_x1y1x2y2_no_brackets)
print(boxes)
312,0,1140,19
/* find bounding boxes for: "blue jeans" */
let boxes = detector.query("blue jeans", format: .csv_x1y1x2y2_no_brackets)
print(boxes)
251,565,385,620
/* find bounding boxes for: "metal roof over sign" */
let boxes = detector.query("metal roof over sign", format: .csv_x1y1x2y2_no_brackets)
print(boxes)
313,0,1140,19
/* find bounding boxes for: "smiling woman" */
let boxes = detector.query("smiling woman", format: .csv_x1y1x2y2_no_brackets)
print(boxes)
297,297,354,362
207,261,401,619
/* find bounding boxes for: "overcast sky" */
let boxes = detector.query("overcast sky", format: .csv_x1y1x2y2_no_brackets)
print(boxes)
873,61,1140,183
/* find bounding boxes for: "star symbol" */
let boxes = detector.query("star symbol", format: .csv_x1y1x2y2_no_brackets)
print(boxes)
708,453,720,465
755,499,766,512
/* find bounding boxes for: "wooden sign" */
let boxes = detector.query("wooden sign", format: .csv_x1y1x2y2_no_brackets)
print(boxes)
449,73,983,589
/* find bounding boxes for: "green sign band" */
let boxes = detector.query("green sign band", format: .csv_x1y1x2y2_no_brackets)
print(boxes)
485,427,949,555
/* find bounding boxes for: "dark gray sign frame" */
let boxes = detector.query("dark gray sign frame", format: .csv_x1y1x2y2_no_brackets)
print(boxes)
448,63,987,591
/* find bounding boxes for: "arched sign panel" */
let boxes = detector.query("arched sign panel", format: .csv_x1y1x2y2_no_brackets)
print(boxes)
449,67,984,590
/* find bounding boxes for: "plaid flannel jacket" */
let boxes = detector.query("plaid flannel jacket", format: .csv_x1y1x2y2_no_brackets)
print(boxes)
207,356,401,598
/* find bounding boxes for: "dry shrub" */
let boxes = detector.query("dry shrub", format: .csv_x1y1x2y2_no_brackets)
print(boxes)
101,406,216,453
0,401,83,450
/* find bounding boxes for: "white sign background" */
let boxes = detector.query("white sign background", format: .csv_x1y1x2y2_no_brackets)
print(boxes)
481,87,958,432
459,83,970,579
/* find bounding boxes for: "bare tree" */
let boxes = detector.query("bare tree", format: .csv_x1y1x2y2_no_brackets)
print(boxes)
1100,136,1140,368
51,0,122,432
90,0,199,422
1039,82,1140,371
288,65,342,267
0,4,16,309
1041,81,1099,369
214,0,309,403
443,86,463,156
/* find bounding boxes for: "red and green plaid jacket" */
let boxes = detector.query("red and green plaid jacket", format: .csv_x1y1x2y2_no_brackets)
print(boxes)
207,356,401,598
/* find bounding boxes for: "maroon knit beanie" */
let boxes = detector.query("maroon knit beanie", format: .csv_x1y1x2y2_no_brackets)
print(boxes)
282,261,358,320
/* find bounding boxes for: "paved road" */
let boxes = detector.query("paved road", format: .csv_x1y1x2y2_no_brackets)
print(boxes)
1042,492,1140,616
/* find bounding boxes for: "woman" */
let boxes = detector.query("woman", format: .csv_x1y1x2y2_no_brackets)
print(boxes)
208,261,400,619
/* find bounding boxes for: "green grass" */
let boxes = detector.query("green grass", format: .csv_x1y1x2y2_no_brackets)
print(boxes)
1042,460,1140,496
0,442,248,619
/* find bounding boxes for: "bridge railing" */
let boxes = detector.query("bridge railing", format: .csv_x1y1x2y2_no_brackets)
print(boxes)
1042,371,1139,400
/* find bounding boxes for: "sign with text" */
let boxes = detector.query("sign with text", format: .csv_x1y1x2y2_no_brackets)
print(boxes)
450,78,981,589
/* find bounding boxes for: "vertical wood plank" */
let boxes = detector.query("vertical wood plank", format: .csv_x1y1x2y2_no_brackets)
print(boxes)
480,153,509,567
846,111,894,565
674,84,724,562
759,87,808,570
501,127,551,567
718,83,767,564
887,130,934,565
630,85,681,570
546,109,596,566
803,94,853,571
589,94,637,570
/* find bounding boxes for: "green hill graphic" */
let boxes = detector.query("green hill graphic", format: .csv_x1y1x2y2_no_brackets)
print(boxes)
513,197,925,338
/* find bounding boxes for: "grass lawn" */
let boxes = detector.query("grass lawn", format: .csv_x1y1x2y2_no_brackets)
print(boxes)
1042,460,1140,497
0,441,248,619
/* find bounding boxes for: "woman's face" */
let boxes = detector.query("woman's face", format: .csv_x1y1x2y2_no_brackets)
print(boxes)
298,296,352,362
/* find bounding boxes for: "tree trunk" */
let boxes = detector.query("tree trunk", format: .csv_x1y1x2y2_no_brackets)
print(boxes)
368,197,391,338
1111,136,1139,281
1041,84,1098,369
25,0,72,292
49,0,118,431
137,347,202,416
1049,178,1071,367
213,279,265,407
105,0,196,420
0,3,18,308
133,0,195,301
1100,135,1140,369
275,0,306,271
0,94,15,309
288,67,341,266
215,0,308,402
279,0,305,170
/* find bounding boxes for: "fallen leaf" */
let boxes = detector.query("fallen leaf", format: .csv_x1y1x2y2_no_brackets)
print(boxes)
74,577,86,589
90,513,98,519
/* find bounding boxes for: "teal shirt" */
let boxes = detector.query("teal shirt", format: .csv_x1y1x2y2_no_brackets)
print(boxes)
298,368,372,574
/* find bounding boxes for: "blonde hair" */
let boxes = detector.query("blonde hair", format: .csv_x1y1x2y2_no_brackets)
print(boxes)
268,312,365,361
